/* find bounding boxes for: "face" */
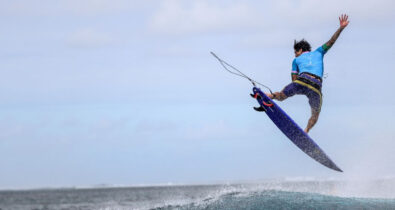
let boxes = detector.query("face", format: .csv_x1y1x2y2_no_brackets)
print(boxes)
294,49,303,57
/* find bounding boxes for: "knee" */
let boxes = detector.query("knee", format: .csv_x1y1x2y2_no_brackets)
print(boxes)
274,92,288,101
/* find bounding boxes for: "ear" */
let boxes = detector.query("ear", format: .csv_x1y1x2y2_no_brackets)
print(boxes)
296,49,303,55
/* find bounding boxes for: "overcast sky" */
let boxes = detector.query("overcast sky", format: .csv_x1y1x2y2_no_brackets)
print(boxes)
0,0,395,189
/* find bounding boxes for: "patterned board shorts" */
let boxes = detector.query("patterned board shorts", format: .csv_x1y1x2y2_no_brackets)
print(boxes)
282,73,323,113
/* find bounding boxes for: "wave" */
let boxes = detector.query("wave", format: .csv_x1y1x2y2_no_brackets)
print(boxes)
153,190,395,210
147,179,395,210
2,179,395,210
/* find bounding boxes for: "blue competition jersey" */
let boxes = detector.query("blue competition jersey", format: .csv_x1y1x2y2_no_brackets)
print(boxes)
291,45,329,78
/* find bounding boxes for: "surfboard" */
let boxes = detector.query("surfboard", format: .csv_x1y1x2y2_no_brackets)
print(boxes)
252,87,342,172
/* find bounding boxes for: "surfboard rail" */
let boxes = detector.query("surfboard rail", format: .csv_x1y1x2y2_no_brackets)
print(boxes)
253,87,342,172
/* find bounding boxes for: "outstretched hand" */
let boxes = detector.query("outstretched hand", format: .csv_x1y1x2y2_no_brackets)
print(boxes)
339,14,349,29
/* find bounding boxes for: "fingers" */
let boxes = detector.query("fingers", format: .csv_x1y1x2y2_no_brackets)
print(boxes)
339,14,349,27
339,14,349,21
344,14,349,21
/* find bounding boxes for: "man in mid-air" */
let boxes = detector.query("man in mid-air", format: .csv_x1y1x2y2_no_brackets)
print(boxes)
262,14,349,133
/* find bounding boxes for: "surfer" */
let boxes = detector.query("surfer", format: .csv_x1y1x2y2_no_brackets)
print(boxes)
265,14,349,133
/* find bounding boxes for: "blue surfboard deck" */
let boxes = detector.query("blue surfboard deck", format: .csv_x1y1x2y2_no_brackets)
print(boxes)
252,87,342,172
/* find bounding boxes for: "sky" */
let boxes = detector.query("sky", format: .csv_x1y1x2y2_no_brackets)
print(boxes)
0,0,395,189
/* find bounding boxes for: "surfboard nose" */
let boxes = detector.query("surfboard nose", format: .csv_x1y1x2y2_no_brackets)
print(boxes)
328,163,343,172
253,87,343,173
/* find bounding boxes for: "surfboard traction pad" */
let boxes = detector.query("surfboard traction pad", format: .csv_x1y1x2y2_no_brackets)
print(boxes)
252,87,342,172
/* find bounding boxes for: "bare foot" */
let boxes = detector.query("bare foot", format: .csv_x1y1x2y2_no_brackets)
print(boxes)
265,93,273,99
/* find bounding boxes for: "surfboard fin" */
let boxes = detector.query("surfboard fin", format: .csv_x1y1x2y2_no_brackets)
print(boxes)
253,106,266,112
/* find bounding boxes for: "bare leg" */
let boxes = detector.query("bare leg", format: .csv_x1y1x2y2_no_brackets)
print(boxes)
304,109,320,133
266,92,288,101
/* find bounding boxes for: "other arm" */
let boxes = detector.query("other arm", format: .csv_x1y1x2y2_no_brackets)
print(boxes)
324,14,349,49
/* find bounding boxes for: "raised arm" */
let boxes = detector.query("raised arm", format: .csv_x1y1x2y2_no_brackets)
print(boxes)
325,14,349,48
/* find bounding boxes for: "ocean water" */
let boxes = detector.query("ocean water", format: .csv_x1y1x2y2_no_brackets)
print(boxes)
1,180,395,210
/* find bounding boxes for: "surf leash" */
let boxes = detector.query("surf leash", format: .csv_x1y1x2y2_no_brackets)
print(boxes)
210,52,273,95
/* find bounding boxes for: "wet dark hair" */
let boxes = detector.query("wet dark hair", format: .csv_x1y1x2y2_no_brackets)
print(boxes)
294,39,311,52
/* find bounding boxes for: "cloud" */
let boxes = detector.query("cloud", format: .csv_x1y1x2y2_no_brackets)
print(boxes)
0,0,150,17
270,0,395,27
62,0,143,16
149,0,260,35
148,0,395,35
